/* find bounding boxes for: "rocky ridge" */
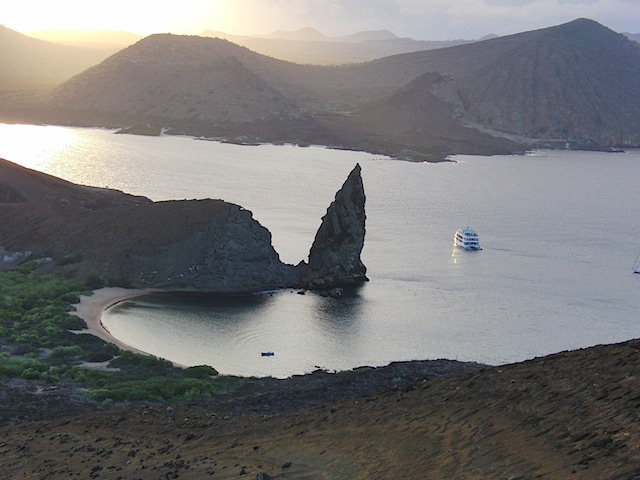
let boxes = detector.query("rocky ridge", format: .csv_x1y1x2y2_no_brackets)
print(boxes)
0,158,366,293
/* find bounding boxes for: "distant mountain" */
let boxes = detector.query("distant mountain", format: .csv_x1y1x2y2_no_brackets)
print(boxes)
262,27,329,42
342,18,640,148
0,25,115,89
26,29,143,50
259,27,399,43
623,32,640,42
443,18,640,146
337,30,399,42
24,18,640,159
48,35,304,125
201,28,470,65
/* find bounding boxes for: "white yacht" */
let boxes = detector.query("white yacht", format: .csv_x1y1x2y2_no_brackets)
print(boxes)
454,228,481,250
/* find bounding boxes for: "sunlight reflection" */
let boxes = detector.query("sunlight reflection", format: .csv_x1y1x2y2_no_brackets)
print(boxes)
0,124,80,173
450,246,460,264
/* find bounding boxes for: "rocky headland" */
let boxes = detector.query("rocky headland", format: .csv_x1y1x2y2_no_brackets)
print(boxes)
0,157,366,294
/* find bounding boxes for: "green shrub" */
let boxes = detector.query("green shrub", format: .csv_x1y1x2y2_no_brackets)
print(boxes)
0,265,240,405
20,360,48,380
109,351,176,375
185,365,219,378
49,345,84,364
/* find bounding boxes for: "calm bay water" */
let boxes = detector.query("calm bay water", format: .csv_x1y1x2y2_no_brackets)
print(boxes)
1,123,639,377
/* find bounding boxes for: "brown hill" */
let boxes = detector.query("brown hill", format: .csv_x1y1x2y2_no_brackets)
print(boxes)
202,27,470,65
0,25,114,90
11,18,640,159
340,18,640,149
48,35,302,124
2,338,640,478
320,72,520,160
25,29,143,50
42,32,518,158
438,18,640,146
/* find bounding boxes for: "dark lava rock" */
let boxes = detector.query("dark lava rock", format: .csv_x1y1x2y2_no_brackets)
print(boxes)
0,158,367,293
297,163,367,290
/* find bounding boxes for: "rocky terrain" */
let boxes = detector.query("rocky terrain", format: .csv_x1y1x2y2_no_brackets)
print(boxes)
0,158,366,293
299,164,368,290
2,339,640,479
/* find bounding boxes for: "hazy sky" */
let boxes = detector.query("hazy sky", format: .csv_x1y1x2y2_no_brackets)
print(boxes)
2,0,638,40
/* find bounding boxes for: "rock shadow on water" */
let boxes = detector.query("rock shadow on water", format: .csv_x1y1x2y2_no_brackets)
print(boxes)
110,291,276,333
309,284,366,334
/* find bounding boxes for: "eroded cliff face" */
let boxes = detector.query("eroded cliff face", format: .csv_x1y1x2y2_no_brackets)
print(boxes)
0,159,366,293
73,200,298,292
0,194,297,291
297,163,367,290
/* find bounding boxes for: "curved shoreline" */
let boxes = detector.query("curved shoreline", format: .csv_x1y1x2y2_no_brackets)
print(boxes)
71,287,157,356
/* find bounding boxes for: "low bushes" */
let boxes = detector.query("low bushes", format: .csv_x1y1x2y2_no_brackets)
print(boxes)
0,262,236,404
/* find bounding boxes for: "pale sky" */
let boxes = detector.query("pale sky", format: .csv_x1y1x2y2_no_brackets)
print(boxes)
2,0,638,40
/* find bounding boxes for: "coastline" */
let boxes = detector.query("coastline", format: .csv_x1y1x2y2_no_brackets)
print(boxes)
71,287,156,356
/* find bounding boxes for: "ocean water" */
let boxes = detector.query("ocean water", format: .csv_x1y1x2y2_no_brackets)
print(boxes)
1,123,639,377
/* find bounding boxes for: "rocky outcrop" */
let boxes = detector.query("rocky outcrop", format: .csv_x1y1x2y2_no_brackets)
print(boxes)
0,159,366,293
296,164,367,290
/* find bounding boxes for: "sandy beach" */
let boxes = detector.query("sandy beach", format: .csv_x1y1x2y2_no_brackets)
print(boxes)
71,287,156,355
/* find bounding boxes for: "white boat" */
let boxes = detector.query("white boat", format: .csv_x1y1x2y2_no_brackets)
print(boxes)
454,228,481,250
634,251,640,274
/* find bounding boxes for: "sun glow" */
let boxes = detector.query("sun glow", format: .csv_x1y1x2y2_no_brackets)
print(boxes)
0,124,80,174
2,0,231,35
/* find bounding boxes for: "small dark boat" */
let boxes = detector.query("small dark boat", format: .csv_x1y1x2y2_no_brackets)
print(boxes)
261,351,275,357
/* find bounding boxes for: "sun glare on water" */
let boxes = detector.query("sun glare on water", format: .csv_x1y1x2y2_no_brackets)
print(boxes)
0,124,81,173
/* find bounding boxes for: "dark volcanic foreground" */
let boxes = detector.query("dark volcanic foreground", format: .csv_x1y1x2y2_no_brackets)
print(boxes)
2,339,640,479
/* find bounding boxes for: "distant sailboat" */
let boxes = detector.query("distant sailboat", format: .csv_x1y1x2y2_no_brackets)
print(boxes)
634,251,640,274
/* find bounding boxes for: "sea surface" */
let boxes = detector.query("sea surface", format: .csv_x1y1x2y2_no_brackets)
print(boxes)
1,123,639,377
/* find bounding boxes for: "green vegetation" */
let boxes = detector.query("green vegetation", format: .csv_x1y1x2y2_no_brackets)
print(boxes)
0,261,235,404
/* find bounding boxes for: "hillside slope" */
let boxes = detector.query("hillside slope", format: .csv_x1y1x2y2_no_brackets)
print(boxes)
12,19,640,159
442,18,640,145
0,158,292,290
345,18,640,148
2,338,640,478
0,25,114,89
48,35,302,124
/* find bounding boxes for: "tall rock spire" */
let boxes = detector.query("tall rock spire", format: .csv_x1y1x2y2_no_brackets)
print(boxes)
299,163,367,290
